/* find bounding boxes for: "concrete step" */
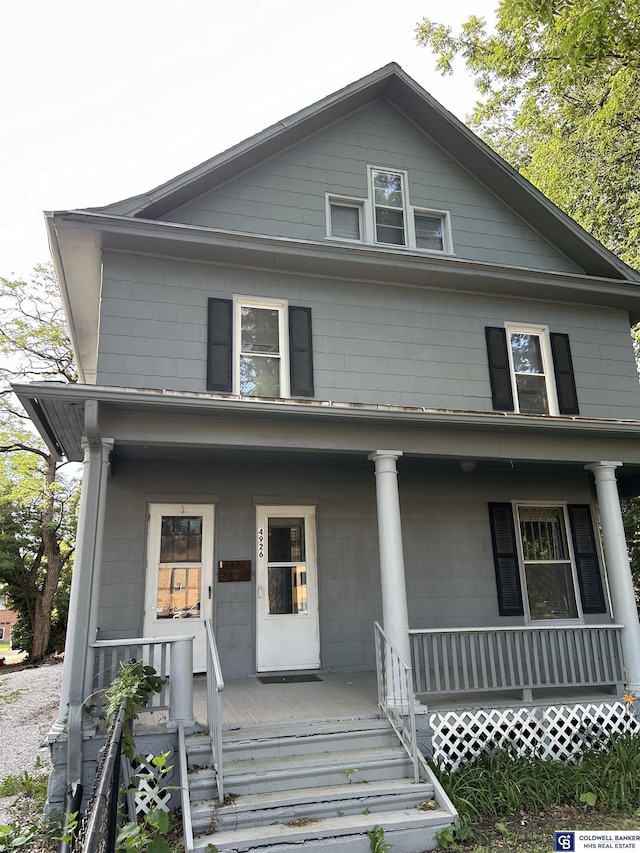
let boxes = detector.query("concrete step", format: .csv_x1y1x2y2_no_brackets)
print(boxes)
190,778,436,834
222,719,398,762
190,744,415,799
191,804,454,852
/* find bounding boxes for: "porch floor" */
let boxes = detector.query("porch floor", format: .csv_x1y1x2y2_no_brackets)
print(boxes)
197,670,380,728
190,672,618,730
133,671,621,734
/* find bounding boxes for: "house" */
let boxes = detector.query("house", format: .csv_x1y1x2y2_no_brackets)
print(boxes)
15,63,640,851
0,598,18,650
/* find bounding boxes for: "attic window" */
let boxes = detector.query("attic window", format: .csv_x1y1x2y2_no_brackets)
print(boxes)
325,169,453,253
372,169,405,245
328,198,363,241
414,212,445,251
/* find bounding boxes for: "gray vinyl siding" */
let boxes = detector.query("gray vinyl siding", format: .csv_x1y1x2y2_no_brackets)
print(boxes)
97,458,602,679
161,100,582,275
97,252,640,420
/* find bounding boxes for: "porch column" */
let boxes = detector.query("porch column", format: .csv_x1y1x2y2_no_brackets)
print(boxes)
368,450,411,665
586,461,640,695
50,420,113,789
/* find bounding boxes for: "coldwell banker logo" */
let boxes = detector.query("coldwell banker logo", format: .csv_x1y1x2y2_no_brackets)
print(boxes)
555,832,575,851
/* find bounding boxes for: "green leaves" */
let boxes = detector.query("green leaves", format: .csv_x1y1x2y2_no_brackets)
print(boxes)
416,0,640,272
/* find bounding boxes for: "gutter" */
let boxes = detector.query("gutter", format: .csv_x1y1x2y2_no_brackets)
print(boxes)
13,381,640,441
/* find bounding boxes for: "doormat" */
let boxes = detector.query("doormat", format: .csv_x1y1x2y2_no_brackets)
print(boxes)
257,674,322,684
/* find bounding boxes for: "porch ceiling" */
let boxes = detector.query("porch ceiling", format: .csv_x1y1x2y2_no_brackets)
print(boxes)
12,382,640,495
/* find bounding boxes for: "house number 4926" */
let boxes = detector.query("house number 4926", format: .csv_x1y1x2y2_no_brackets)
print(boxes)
258,528,264,558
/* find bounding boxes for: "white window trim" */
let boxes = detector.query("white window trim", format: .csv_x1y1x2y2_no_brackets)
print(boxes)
504,322,559,416
233,296,290,398
361,165,453,254
411,206,453,254
325,195,365,242
513,501,584,625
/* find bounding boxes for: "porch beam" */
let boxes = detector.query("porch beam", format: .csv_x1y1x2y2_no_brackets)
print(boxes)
368,450,411,666
586,461,640,695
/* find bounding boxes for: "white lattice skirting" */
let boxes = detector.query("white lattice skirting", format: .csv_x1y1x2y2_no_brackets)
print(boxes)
429,701,640,770
130,744,175,815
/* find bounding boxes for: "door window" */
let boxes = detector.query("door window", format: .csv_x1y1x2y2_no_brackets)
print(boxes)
155,515,203,620
267,517,308,616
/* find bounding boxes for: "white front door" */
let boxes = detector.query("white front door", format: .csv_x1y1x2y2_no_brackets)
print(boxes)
144,504,214,672
256,506,320,671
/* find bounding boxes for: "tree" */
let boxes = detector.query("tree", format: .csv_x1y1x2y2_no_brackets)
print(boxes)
0,263,78,661
416,0,640,600
415,0,640,269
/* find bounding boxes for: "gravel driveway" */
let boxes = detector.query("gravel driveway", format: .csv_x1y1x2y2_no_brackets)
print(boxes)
0,661,63,823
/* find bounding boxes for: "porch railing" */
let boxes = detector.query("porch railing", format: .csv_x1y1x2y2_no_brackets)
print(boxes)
90,635,195,726
204,619,225,803
410,625,625,699
373,622,420,783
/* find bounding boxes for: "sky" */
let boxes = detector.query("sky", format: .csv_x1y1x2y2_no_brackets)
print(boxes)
0,0,496,279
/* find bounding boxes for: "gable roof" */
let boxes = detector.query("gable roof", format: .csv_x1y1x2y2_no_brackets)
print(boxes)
89,62,638,283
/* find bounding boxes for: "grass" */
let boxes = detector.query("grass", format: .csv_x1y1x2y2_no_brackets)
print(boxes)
0,642,10,653
430,732,640,850
0,685,22,720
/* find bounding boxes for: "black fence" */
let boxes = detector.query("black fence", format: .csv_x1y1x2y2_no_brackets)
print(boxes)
71,704,129,853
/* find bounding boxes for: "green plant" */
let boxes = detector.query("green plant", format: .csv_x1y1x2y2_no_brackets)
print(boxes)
102,660,165,758
341,767,358,783
367,824,392,853
116,807,174,852
0,821,39,851
579,791,598,808
0,770,48,801
434,826,457,849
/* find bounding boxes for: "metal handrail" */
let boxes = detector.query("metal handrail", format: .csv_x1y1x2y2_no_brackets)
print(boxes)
373,621,420,783
204,619,225,802
177,723,195,853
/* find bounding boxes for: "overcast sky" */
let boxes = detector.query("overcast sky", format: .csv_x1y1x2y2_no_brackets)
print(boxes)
0,0,496,279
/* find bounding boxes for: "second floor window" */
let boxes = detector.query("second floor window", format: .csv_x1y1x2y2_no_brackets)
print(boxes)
485,324,579,416
508,327,550,414
207,297,314,399
238,302,284,397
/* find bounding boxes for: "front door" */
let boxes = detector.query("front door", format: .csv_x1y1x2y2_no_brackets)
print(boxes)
144,504,214,671
256,506,320,671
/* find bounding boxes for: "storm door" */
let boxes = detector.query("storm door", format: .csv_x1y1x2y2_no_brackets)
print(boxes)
255,506,319,671
143,504,214,671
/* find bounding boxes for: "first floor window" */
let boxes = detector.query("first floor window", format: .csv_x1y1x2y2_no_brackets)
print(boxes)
517,505,578,620
488,502,606,620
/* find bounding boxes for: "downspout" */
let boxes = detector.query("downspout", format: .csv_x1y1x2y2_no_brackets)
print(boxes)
50,400,113,820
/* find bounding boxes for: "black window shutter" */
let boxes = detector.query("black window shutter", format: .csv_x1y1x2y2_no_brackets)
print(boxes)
550,333,579,415
207,298,233,392
568,504,606,613
289,306,314,397
488,503,524,616
485,327,514,411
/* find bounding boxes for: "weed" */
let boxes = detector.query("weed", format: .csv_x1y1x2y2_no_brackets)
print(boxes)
0,771,48,803
367,824,392,852
342,767,358,783
434,825,457,849
0,688,22,719
0,821,39,852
